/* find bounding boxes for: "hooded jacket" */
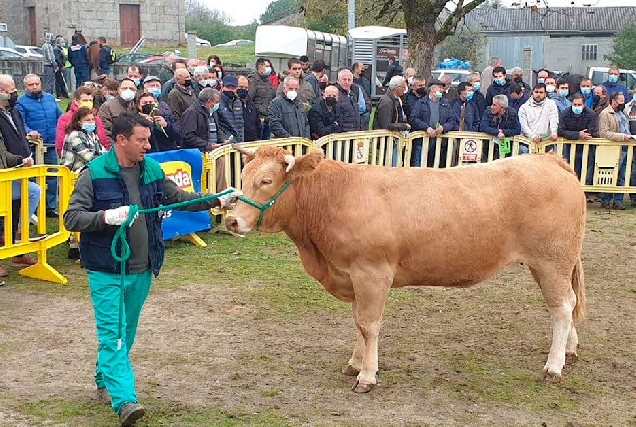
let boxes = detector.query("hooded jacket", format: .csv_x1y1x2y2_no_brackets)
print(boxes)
518,97,559,139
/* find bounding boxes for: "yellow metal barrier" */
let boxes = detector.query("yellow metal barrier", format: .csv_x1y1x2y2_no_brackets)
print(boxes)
0,165,73,284
315,130,402,166
26,136,46,165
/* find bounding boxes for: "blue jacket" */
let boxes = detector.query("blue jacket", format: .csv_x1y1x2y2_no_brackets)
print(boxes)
548,92,572,113
410,96,457,133
68,44,90,71
220,92,244,142
508,93,528,113
603,81,629,100
479,107,521,137
450,98,480,132
98,44,113,71
80,148,166,277
148,102,181,152
16,92,62,146
485,80,511,107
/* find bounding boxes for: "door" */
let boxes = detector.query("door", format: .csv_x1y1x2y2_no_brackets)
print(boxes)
28,7,36,45
119,4,140,47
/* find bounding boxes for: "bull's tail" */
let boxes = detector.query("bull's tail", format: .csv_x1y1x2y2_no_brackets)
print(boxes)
572,257,586,322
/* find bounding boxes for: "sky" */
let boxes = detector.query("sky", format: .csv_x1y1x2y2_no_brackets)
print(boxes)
211,0,636,26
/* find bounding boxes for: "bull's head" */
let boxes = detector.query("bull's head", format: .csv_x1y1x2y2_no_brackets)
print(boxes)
226,144,323,235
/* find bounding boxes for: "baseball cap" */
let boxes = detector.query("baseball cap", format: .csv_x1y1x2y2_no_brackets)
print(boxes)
143,75,161,84
222,75,238,87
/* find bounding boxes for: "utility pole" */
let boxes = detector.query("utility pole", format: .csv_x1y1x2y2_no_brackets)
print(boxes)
348,0,355,30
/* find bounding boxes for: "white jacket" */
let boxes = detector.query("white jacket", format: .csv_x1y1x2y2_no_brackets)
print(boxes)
518,97,559,139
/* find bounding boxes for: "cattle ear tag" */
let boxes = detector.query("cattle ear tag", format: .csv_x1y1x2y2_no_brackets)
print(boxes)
497,137,511,155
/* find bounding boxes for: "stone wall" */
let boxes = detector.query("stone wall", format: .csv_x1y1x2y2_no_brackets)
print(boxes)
0,59,44,90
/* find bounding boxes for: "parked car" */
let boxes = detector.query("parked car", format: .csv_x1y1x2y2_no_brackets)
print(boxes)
0,47,27,59
115,53,165,65
215,39,253,47
431,69,472,87
588,66,636,90
14,45,44,58
196,37,211,47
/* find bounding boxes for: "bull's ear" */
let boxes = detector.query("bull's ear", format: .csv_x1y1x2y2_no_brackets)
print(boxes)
286,149,323,179
232,143,256,163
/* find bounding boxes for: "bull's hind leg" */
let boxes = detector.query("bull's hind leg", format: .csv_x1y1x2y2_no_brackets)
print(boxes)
565,326,579,365
529,265,577,382
343,308,364,377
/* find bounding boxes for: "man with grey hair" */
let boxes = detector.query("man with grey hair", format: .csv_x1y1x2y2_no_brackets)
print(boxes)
440,75,457,101
335,69,362,132
269,76,310,138
480,56,502,95
511,67,531,94
480,93,522,158
468,71,486,115
181,87,225,151
374,75,410,132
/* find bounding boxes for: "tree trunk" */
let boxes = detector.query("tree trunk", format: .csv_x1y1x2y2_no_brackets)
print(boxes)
407,27,438,81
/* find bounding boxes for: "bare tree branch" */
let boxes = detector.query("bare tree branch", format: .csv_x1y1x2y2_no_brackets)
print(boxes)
436,0,487,42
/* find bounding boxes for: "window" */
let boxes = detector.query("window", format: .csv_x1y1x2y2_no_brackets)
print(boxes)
582,44,597,61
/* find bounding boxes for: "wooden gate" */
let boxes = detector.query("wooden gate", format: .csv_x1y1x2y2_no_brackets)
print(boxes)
28,7,37,45
119,4,140,47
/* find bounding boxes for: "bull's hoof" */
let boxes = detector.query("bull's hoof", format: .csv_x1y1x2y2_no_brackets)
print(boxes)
540,369,562,383
342,365,360,376
565,352,578,365
351,380,375,393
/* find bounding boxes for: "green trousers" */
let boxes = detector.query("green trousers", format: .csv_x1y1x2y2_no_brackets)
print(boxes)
87,269,152,414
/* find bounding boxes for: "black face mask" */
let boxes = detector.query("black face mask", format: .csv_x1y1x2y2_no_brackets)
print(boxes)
616,103,625,112
319,81,327,90
416,87,427,97
8,91,17,108
325,97,337,107
140,104,154,114
183,79,192,88
222,90,235,99
513,76,523,83
236,88,248,99
592,94,601,104
32,90,43,98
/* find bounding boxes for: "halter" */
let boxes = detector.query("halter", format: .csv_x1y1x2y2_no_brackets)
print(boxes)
237,181,292,229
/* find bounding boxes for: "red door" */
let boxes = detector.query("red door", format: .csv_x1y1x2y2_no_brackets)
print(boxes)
28,7,37,45
119,4,140,47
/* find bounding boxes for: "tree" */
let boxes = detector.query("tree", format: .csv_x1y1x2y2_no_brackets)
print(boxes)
606,22,636,70
260,0,301,24
440,24,486,67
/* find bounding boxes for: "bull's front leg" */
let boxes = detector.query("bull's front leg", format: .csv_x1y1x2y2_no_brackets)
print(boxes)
348,262,393,393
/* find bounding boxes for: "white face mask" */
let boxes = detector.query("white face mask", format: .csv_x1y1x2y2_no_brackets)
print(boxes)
286,90,298,101
546,85,556,93
120,89,136,102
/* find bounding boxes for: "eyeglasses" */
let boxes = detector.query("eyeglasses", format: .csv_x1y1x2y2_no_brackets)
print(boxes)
291,67,302,70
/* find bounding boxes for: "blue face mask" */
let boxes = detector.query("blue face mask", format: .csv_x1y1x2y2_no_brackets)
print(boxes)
472,82,481,91
559,89,569,97
148,87,161,98
608,75,618,83
580,87,591,95
210,103,220,115
537,78,545,84
571,106,583,115
435,91,443,99
263,67,272,76
465,91,474,101
495,78,506,86
82,123,96,133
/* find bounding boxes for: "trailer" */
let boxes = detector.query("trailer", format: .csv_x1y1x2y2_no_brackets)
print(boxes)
347,26,408,99
254,25,347,82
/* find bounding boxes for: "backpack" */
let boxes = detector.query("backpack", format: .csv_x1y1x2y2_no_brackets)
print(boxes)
106,46,117,64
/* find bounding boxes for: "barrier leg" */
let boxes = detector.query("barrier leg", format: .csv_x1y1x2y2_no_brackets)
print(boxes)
18,248,68,285
177,233,207,248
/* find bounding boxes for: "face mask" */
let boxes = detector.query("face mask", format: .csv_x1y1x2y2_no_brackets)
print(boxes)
0,92,8,101
616,103,625,111
572,106,583,115
222,90,235,99
237,88,248,99
407,76,414,85
210,103,220,114
132,78,141,87
513,76,523,83
263,67,272,76
148,87,161,98
286,90,297,101
217,71,223,79
403,87,409,95
183,79,192,88
546,85,556,93
325,97,337,107
416,87,427,97
495,78,505,86
435,91,443,99
472,82,481,91
538,78,545,84
79,100,93,109
120,89,136,102
319,81,327,90
592,94,601,104
608,75,618,83
140,104,154,114
81,123,96,132
209,61,216,67
580,87,592,95
559,89,569,97
32,90,43,98
465,91,474,101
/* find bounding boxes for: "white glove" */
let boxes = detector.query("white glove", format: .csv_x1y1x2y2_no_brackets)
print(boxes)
103,206,138,226
218,187,243,209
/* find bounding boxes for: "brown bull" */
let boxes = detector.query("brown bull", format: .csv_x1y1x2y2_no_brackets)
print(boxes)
226,146,586,393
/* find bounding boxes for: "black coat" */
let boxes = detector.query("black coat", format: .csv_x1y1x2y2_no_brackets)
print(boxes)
557,107,599,139
180,103,227,151
0,107,31,157
241,97,262,142
308,100,343,139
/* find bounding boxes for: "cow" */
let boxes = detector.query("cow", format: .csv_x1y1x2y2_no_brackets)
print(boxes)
226,145,587,393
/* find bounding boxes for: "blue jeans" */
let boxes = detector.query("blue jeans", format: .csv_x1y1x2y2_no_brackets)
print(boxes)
43,148,58,211
88,269,152,415
261,120,270,140
411,138,446,167
43,65,55,94
11,180,41,219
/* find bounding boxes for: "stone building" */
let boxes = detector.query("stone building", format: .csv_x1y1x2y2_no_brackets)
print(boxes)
1,0,185,47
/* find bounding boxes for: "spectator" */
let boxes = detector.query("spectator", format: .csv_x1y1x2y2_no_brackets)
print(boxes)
334,69,362,132
276,58,316,110
304,60,326,99
56,86,109,155
382,56,403,87
480,56,501,95
485,66,511,107
236,75,261,142
577,78,595,108
61,106,106,171
299,55,310,73
518,83,559,145
160,59,187,102
207,55,224,80
404,75,426,120
181,88,227,151
450,82,480,132
351,62,371,99
219,75,244,142
137,92,179,152
510,67,531,94
603,65,629,100
269,76,310,139
248,57,277,139
536,68,549,84
468,71,486,116
158,53,177,84
53,36,69,99
599,92,632,210
16,74,62,217
308,85,343,140
143,75,180,140
479,94,522,158
98,78,138,146
373,76,409,132
167,68,198,125
592,85,609,116
508,82,528,112
68,34,90,87
41,33,56,95
97,36,114,76
410,79,457,167
545,76,571,112
440,75,457,101
126,65,143,90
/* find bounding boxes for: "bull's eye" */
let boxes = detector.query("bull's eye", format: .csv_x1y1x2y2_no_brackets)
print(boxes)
260,178,272,186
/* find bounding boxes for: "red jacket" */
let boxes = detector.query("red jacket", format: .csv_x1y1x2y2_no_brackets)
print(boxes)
56,100,109,155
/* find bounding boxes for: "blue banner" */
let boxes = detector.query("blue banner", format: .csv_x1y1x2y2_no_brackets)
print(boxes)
146,149,211,240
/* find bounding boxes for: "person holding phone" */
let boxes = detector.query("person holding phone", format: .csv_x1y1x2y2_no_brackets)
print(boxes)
136,92,179,152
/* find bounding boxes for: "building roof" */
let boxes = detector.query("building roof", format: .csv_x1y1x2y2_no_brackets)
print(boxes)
464,6,636,34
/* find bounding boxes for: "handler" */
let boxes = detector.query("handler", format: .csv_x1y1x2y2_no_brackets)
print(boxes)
63,111,239,426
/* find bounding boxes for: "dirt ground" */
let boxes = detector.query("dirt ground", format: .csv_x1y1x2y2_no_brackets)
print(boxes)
1,208,636,426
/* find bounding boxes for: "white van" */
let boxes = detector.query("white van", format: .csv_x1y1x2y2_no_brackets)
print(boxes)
588,67,636,90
